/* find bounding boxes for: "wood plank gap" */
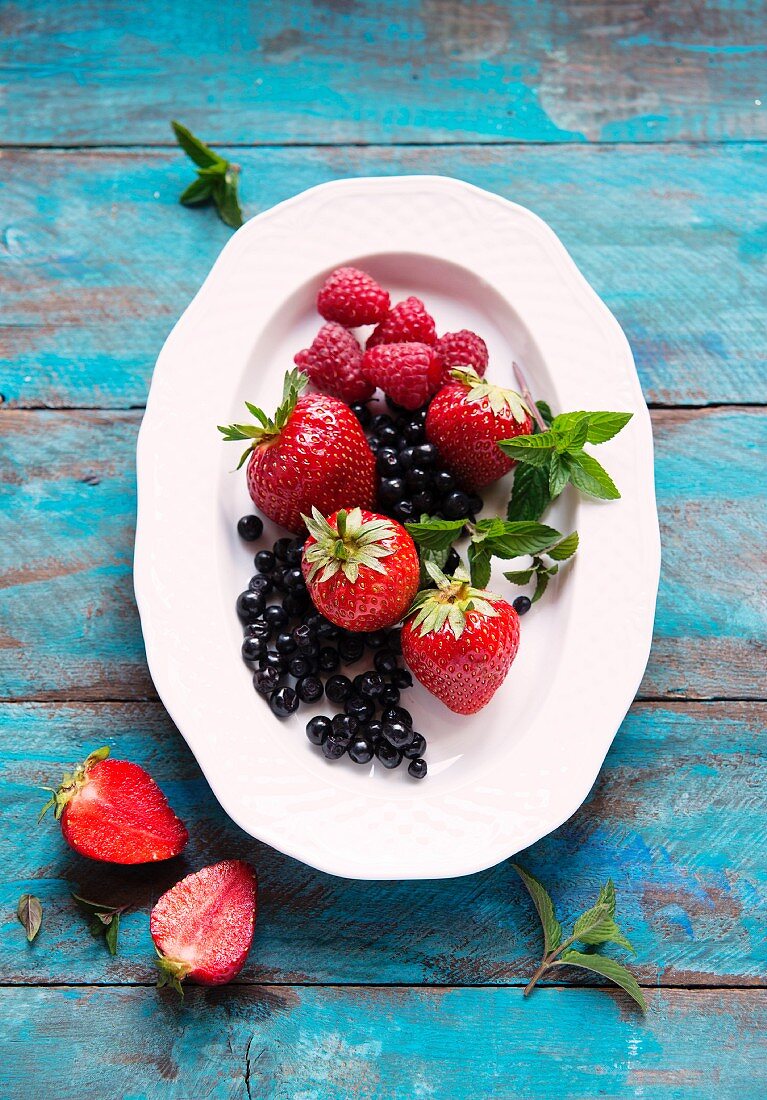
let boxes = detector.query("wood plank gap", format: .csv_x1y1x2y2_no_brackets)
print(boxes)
2,139,767,151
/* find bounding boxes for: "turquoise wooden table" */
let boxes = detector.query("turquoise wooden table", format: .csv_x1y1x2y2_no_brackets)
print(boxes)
1,2,766,1095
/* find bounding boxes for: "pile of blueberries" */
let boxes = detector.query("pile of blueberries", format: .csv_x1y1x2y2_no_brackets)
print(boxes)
235,514,428,779
350,401,484,524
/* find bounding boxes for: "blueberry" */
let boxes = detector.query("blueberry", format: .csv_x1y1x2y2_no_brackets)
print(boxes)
443,491,471,520
444,547,461,574
406,466,431,491
263,605,289,630
368,437,381,455
273,537,292,561
286,542,305,566
467,493,484,515
296,675,324,704
283,592,309,617
284,567,305,590
322,734,348,760
365,630,389,649
413,443,438,467
378,423,400,446
269,685,299,717
377,449,401,476
345,695,375,723
316,619,341,641
306,715,332,745
293,623,314,648
382,705,412,728
326,674,352,703
380,684,401,706
408,757,428,779
236,590,265,623
391,668,413,689
275,631,297,655
359,672,385,698
372,413,394,433
255,549,276,573
248,573,273,596
318,646,340,673
382,719,413,749
365,720,384,745
244,619,271,641
339,633,365,664
386,628,403,655
411,489,436,513
262,650,290,674
398,447,416,471
374,649,398,675
379,477,406,505
253,666,281,696
272,567,288,592
403,421,425,444
237,514,264,541
348,737,375,764
433,470,455,494
306,612,323,630
393,499,415,521
513,596,532,615
289,654,312,678
376,741,403,769
404,732,426,759
241,636,266,665
351,403,372,428
331,713,359,744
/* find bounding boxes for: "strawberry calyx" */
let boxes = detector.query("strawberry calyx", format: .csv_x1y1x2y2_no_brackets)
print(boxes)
406,563,499,640
38,745,110,823
217,368,308,469
155,950,192,998
302,507,397,585
449,367,530,424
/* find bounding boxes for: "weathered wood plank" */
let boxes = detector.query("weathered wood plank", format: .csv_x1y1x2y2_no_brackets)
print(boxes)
2,700,764,985
1,407,764,701
1,145,765,409
1,0,765,145
1,986,766,1098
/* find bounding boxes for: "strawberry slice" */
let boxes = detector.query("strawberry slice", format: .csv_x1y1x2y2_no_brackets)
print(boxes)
39,746,188,864
151,860,258,992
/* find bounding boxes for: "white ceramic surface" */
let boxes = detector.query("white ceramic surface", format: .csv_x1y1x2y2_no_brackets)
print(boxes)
134,176,660,880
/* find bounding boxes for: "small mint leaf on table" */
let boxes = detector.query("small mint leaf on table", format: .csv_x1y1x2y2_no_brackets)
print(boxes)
72,893,128,956
17,894,42,942
172,120,244,229
555,951,647,1014
171,120,224,168
512,864,562,955
179,177,215,206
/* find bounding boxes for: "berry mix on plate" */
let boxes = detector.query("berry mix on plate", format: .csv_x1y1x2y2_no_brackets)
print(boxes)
220,265,635,780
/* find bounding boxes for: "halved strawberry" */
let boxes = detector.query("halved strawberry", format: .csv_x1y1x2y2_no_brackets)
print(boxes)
151,860,258,993
39,746,188,864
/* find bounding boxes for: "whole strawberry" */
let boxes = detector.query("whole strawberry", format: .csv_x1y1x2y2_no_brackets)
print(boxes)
362,342,443,411
151,860,257,993
295,322,373,403
426,368,532,490
219,370,377,534
366,296,437,349
317,266,390,327
302,506,420,632
39,746,188,864
436,329,489,381
402,565,520,715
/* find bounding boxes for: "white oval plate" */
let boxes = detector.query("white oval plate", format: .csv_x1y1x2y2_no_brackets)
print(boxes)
135,176,660,880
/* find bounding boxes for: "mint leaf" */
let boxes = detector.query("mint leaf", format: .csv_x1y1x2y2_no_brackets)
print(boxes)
503,568,534,585
171,120,223,168
212,169,244,229
419,545,450,587
497,433,555,467
536,400,553,427
72,893,127,956
406,517,465,552
555,950,647,1013
17,894,42,942
507,461,552,522
179,177,215,205
533,569,551,602
548,452,570,498
548,531,579,561
576,917,635,954
513,863,562,955
468,542,492,589
567,452,621,500
552,411,633,446
475,520,563,558
596,879,617,918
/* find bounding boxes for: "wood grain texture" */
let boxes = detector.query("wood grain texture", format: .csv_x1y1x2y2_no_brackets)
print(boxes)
1,0,766,146
2,986,766,1098
1,144,765,409
1,407,764,701
2,700,764,985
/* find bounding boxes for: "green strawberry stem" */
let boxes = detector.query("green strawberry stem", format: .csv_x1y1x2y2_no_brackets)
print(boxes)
38,746,110,822
302,506,397,585
406,563,499,640
217,369,308,469
449,367,530,424
523,930,582,997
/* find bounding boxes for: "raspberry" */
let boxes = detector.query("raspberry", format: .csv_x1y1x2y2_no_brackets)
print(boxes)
366,297,437,349
362,342,443,411
317,267,390,327
436,330,489,382
295,322,374,404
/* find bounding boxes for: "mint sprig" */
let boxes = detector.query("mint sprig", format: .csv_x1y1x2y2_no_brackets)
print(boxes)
172,120,243,229
513,864,646,1014
504,530,579,602
502,410,632,520
72,893,129,956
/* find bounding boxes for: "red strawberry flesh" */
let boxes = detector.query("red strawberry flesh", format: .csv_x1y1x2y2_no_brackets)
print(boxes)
150,860,257,986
